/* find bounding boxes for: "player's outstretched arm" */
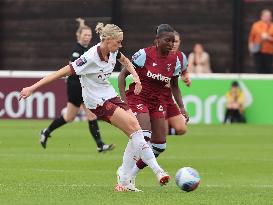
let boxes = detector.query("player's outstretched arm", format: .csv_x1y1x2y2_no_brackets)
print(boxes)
118,53,142,95
118,68,130,102
19,65,72,100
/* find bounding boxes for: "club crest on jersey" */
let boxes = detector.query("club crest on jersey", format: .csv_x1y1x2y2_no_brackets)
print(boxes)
76,57,87,66
166,63,171,71
98,69,111,81
158,105,164,112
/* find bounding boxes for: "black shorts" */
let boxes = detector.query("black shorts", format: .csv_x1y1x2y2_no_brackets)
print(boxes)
66,77,83,107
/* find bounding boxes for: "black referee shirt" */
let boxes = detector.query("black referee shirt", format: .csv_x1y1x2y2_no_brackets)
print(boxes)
68,42,89,81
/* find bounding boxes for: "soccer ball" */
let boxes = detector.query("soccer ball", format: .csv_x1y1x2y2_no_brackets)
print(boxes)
175,167,200,192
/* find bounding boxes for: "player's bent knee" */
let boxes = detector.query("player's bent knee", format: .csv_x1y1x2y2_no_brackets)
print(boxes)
172,123,187,135
176,127,187,135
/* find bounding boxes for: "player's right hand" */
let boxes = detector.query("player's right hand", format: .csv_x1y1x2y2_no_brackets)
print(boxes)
180,107,190,124
19,87,33,101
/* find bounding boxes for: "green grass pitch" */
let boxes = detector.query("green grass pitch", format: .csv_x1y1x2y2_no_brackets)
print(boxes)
0,120,272,205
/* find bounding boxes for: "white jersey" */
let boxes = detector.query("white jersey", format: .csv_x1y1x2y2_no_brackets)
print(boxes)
70,43,119,109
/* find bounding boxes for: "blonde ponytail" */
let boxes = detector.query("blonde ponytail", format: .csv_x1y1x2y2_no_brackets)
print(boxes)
95,22,123,40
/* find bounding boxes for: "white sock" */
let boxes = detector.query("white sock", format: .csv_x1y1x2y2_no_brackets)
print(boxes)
120,139,138,174
130,164,140,178
130,130,161,174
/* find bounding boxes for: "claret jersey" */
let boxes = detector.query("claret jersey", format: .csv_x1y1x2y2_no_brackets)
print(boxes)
127,46,187,99
70,43,120,109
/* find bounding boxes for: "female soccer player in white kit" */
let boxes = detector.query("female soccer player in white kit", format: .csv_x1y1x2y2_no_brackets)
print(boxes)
19,22,170,192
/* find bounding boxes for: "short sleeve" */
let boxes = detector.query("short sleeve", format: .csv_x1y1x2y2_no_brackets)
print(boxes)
70,51,93,75
131,49,146,68
173,52,188,76
181,52,188,72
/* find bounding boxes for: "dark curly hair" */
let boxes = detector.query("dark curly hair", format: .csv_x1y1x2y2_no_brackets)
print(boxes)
156,24,174,36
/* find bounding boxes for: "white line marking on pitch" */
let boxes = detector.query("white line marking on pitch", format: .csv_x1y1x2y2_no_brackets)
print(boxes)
1,184,273,188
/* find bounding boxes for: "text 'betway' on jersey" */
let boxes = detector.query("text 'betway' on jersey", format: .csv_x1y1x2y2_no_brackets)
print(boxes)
146,70,171,83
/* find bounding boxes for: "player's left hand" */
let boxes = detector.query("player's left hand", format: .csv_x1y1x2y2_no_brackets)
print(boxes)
134,82,142,95
181,73,191,87
133,75,142,95
183,78,191,87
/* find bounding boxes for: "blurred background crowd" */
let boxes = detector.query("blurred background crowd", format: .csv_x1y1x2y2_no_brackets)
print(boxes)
0,0,272,74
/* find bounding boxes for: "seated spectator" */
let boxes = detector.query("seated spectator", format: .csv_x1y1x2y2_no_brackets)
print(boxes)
188,43,212,73
224,81,246,123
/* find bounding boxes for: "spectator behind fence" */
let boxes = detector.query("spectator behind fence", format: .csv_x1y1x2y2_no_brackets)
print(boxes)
223,81,246,124
248,9,273,74
188,43,212,73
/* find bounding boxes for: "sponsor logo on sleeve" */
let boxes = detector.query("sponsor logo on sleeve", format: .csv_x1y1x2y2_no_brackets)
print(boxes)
132,52,141,61
76,57,87,66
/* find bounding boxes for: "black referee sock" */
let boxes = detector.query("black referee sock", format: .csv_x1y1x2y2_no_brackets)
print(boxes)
88,120,104,148
47,115,67,134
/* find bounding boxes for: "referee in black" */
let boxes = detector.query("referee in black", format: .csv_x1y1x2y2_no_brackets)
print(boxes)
40,18,115,152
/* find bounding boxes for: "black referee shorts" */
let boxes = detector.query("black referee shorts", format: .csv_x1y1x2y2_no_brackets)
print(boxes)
66,78,83,107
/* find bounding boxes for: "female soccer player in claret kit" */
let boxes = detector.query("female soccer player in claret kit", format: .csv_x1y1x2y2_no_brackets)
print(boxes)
19,22,170,192
117,25,190,190
40,18,115,152
162,31,191,135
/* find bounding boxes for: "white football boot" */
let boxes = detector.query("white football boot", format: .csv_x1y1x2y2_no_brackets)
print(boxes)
115,166,142,192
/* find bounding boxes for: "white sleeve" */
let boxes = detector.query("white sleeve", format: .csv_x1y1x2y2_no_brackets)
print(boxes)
131,49,146,68
173,52,188,76
70,50,93,75
181,52,188,72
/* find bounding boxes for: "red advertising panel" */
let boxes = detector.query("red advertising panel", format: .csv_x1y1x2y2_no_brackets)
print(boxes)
0,77,67,119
